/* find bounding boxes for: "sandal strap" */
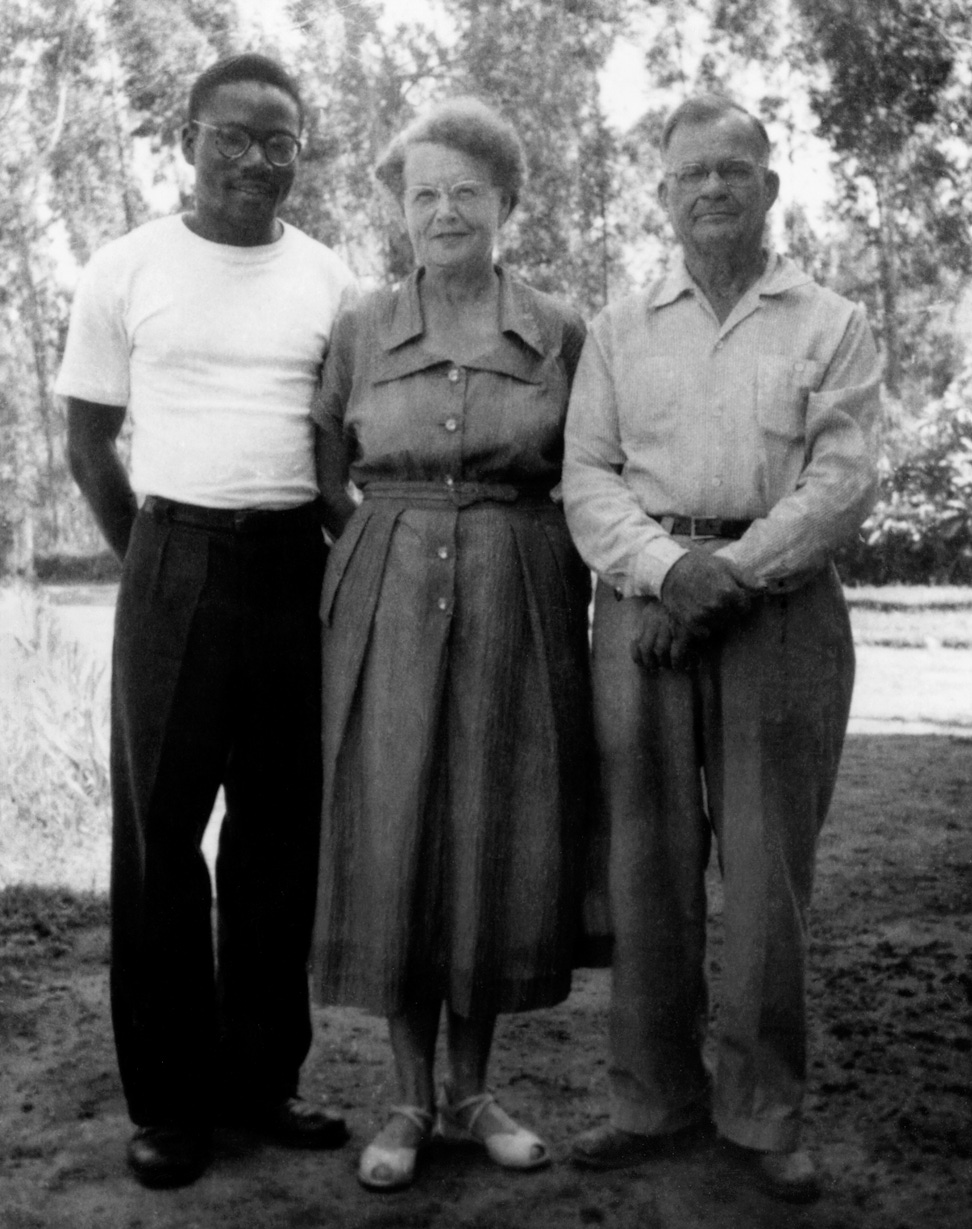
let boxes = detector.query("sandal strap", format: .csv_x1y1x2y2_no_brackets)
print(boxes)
446,1090,497,1134
388,1104,434,1132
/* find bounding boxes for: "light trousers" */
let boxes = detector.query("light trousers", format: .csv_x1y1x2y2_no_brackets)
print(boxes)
592,566,853,1151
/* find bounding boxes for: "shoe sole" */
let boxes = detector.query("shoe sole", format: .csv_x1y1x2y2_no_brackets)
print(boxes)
128,1159,209,1189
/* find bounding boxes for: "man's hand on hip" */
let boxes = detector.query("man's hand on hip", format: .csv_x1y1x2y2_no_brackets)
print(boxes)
630,601,696,672
660,549,753,637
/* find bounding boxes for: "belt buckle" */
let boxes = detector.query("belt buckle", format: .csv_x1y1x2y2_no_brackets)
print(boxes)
688,518,707,539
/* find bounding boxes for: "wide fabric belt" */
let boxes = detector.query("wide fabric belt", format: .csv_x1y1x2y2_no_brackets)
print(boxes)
653,514,752,540
142,495,323,534
362,480,555,510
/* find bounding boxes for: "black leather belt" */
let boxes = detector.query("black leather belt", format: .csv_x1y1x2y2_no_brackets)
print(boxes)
654,515,752,540
143,495,323,534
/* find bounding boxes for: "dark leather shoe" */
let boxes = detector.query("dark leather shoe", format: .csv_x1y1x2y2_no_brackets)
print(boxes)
127,1125,211,1189
725,1142,822,1203
571,1120,711,1171
246,1096,349,1150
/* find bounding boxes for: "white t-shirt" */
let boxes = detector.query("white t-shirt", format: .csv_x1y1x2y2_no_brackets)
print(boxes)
55,214,356,508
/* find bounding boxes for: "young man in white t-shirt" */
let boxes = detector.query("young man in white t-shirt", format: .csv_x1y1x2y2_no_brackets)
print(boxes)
55,53,355,1189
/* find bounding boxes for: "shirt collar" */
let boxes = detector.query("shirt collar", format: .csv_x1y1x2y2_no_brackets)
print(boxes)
650,249,814,311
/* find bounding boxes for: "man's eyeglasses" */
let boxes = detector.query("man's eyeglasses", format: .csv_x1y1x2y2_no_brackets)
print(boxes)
403,180,493,212
666,159,764,189
192,121,302,168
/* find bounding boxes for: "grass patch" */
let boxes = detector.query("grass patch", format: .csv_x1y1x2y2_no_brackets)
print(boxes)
1,580,968,897
0,885,109,948
845,584,972,609
843,585,972,647
0,581,111,893
850,604,972,647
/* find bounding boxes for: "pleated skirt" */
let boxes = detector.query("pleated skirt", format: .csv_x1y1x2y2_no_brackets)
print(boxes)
311,493,596,1017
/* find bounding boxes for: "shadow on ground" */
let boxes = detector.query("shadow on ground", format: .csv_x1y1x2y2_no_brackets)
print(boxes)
1,734,970,1229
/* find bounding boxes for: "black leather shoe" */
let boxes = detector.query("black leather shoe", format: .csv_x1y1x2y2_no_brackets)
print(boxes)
239,1096,349,1150
571,1119,712,1171
723,1141,822,1203
127,1125,211,1189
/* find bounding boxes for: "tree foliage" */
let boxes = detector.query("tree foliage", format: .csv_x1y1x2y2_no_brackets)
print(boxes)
4,0,972,583
1,0,136,563
439,0,633,310
792,0,972,396
0,0,239,567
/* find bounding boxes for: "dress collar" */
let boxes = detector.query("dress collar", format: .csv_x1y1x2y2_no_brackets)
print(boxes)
371,267,548,385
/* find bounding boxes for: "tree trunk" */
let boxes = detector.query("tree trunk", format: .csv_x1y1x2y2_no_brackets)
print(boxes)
874,169,900,396
14,226,60,543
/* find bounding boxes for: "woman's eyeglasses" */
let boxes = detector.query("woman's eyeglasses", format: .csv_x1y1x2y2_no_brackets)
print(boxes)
403,181,493,213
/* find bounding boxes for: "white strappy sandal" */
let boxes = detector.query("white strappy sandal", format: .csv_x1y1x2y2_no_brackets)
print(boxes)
357,1104,434,1191
436,1083,551,1170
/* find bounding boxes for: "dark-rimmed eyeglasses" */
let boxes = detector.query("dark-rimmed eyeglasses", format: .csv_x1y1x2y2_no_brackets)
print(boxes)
192,121,301,168
665,159,764,189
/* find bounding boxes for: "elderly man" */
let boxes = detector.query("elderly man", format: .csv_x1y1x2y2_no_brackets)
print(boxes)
562,95,880,1201
56,54,355,1187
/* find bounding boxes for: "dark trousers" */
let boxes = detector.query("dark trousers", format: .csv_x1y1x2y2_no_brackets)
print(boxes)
592,567,854,1151
109,501,326,1127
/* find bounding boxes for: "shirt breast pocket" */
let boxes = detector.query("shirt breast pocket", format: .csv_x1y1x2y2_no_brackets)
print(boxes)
756,356,827,442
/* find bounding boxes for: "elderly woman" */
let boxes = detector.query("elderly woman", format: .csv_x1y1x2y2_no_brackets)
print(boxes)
311,98,594,1191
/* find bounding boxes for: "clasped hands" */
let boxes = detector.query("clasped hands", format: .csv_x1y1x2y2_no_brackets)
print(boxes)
630,549,757,672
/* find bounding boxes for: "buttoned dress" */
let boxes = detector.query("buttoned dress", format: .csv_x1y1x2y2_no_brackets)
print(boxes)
311,269,595,1018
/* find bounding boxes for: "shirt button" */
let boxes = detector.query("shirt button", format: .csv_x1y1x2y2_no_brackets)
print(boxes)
713,477,724,487
445,476,455,488
444,418,458,432
437,546,449,559
448,367,461,383
437,597,448,611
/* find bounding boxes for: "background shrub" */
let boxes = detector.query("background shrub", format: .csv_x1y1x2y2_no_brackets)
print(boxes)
838,368,972,585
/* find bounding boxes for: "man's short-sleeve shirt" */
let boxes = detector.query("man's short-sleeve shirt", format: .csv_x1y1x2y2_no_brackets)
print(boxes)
55,214,356,508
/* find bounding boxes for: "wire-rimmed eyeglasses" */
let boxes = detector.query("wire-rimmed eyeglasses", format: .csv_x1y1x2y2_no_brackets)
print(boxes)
665,159,764,189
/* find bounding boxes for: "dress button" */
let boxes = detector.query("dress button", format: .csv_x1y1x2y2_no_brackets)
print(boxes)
445,475,455,488
448,367,461,383
437,597,448,611
713,477,724,487
444,418,458,432
437,546,449,559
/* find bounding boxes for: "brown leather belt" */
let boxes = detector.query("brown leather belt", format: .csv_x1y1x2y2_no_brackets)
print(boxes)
654,515,752,540
143,495,323,534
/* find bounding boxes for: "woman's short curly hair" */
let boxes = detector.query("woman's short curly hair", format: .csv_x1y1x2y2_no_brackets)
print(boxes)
375,97,527,212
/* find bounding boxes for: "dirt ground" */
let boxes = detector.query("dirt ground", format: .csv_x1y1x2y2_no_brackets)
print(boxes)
1,734,970,1229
